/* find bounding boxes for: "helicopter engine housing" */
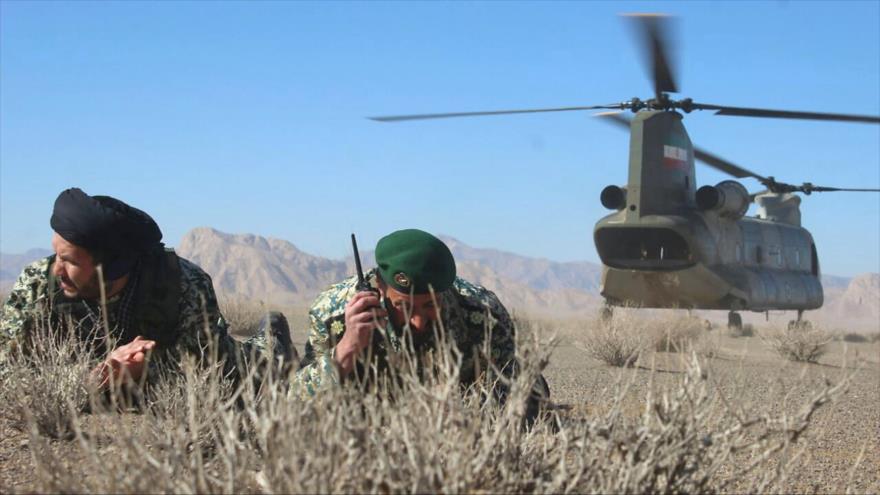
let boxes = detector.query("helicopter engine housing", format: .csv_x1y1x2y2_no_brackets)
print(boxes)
600,185,627,210
696,180,750,219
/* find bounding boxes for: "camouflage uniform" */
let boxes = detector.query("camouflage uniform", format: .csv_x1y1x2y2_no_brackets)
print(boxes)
0,254,271,383
291,269,518,399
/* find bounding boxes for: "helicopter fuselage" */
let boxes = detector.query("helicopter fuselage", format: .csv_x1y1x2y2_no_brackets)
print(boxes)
593,110,823,312
595,212,823,311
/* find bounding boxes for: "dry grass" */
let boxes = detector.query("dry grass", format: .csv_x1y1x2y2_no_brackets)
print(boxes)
220,297,271,339
579,311,718,368
578,313,644,367
761,325,833,363
0,313,864,494
648,315,707,353
0,315,95,439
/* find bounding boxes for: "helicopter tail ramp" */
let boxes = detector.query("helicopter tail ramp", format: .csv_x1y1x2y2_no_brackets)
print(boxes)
600,263,823,311
600,263,738,309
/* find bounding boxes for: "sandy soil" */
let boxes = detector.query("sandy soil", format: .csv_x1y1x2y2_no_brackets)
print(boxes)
545,329,880,493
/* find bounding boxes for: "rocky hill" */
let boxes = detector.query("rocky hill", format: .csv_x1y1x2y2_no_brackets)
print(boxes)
2,230,877,329
176,228,350,306
820,273,880,329
175,228,602,315
439,236,602,293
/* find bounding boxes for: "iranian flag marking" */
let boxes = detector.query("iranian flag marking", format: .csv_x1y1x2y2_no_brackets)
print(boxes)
663,144,688,169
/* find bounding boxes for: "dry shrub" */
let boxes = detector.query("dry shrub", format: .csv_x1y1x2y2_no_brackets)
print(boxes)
694,332,722,359
648,315,707,353
579,312,644,367
3,315,860,493
761,325,832,363
0,314,97,439
220,297,269,339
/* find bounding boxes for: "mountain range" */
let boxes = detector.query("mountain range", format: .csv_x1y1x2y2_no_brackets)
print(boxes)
1,227,877,329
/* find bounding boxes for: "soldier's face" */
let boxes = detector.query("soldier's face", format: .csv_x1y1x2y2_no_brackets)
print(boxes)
380,284,443,333
51,233,102,299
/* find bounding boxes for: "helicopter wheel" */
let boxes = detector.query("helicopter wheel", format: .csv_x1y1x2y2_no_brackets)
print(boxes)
727,311,743,330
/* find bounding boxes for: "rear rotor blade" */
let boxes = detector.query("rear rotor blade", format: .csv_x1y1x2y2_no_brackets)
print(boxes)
369,104,623,122
692,103,880,124
594,111,769,181
625,13,679,98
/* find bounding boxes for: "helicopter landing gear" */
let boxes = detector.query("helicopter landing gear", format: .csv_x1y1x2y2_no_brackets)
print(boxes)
727,311,742,330
787,309,812,330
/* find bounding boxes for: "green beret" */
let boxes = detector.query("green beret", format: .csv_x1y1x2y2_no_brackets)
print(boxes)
375,229,456,294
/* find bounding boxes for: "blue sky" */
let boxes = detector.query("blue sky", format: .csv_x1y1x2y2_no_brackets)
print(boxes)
1,1,878,276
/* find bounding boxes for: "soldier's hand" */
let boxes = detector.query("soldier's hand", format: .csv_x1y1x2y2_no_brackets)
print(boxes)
89,336,156,390
334,291,387,376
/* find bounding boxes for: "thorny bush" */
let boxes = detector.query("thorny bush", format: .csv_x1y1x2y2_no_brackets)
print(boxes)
762,325,832,363
1,312,858,494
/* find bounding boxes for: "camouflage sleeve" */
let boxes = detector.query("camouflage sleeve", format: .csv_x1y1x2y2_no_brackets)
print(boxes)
456,281,519,406
289,279,356,400
158,258,242,378
477,288,518,380
481,289,545,423
288,307,342,399
456,280,518,378
0,259,51,378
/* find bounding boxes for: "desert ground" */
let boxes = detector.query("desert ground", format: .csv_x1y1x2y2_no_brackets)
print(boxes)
1,304,878,493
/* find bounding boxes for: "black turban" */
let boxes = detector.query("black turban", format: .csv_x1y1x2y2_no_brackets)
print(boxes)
50,188,163,280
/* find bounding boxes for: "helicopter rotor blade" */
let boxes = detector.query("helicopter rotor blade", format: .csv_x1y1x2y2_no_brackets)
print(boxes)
803,186,880,193
594,111,770,182
690,103,880,124
625,13,679,99
369,104,624,122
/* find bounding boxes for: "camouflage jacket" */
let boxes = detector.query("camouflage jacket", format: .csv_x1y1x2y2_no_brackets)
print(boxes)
0,254,260,382
291,269,518,399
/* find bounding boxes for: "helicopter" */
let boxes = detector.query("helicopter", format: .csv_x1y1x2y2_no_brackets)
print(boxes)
368,14,880,329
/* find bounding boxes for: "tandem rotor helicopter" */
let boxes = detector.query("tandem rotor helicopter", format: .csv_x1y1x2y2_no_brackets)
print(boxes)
369,14,880,329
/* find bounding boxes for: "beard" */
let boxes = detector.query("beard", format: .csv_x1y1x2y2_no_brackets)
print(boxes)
58,271,103,300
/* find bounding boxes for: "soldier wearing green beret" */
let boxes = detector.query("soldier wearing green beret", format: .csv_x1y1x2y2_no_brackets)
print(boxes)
292,229,544,417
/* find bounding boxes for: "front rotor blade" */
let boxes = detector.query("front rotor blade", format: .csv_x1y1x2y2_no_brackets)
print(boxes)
807,186,880,192
594,111,769,181
369,105,623,122
625,13,679,98
692,103,880,124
